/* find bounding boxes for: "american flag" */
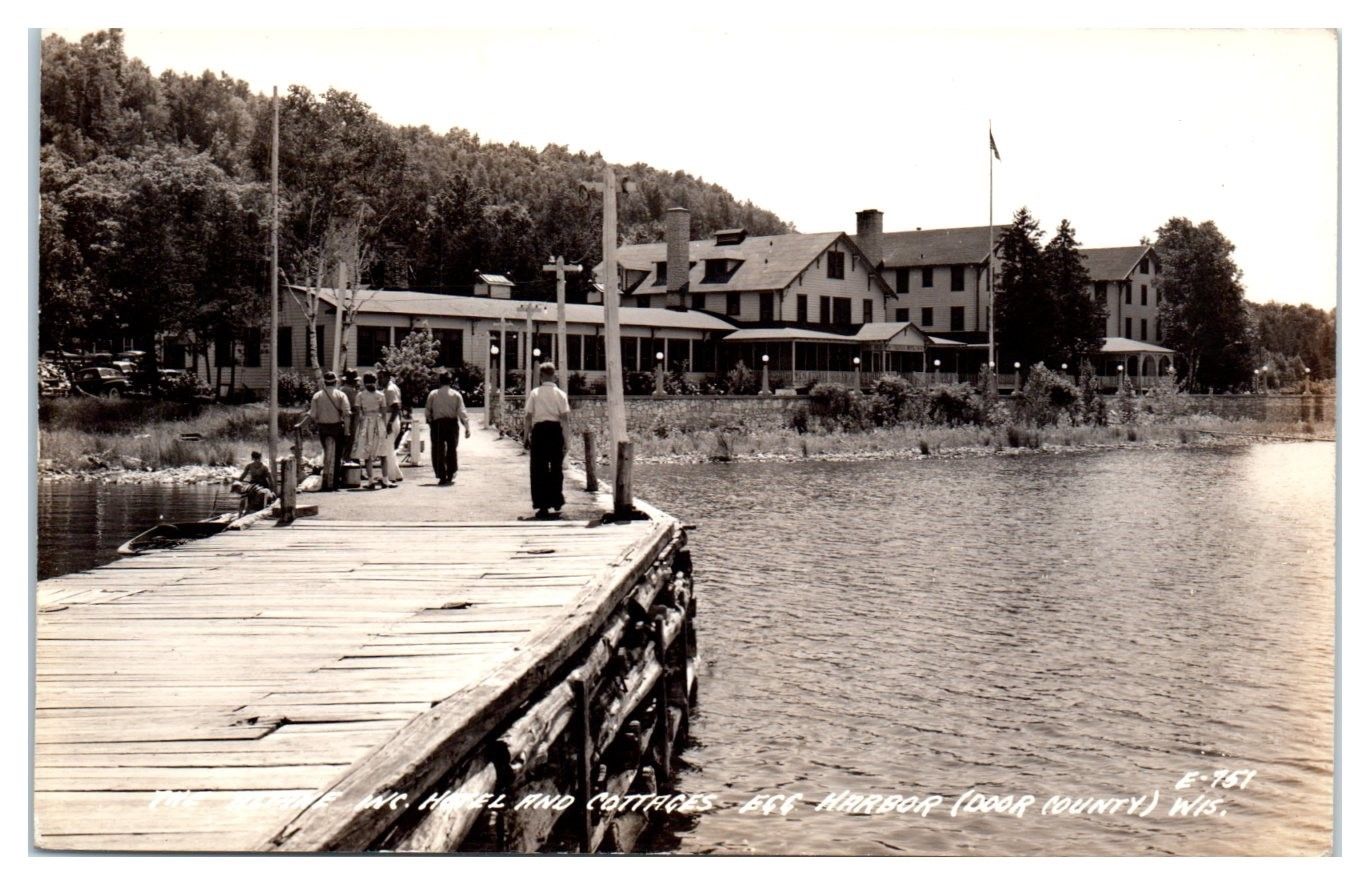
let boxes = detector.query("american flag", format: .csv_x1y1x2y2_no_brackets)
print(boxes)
990,129,1001,161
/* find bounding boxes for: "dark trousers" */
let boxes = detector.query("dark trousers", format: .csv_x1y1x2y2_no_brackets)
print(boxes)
529,421,565,511
432,418,460,482
316,423,346,487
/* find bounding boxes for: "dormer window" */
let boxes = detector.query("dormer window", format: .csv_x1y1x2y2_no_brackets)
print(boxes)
703,258,733,283
654,262,667,285
1139,256,1150,274
826,251,845,280
713,229,748,246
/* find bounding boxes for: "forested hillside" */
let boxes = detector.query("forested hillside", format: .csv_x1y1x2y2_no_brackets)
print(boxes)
39,29,794,351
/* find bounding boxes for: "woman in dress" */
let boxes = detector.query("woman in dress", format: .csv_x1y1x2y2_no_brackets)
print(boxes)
352,373,394,489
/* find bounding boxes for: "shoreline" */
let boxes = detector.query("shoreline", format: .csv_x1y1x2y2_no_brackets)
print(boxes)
38,427,1333,484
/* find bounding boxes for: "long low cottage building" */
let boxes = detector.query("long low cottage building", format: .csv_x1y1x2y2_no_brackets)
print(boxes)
183,206,1172,396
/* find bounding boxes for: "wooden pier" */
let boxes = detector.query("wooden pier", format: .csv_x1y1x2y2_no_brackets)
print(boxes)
33,429,697,853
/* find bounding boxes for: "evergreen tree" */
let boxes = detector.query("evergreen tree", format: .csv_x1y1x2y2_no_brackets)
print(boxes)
993,207,1051,367
1043,220,1104,367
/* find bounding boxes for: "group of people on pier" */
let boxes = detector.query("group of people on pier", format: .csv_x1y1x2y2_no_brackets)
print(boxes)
296,362,568,519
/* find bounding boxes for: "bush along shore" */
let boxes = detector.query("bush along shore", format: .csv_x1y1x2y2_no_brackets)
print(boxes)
490,364,1332,468
38,398,307,482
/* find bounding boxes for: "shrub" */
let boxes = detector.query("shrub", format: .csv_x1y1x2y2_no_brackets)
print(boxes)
927,383,981,426
1119,376,1139,424
724,361,758,395
789,407,811,434
870,374,924,427
567,372,592,395
1017,363,1080,427
808,383,870,431
1145,368,1182,421
625,371,655,395
276,370,315,406
664,361,700,395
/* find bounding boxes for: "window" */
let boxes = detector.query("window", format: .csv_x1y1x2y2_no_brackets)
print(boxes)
1140,318,1148,341
797,294,808,322
621,337,639,372
921,307,934,327
1095,281,1108,300
1124,282,1133,305
895,308,909,322
276,327,293,368
1125,317,1133,339
655,261,668,285
356,326,392,366
214,329,234,367
826,251,845,279
950,307,965,331
896,268,910,293
950,266,965,291
833,298,852,325
580,335,605,372
636,294,650,308
862,300,873,324
243,328,262,368
691,292,705,311
1139,256,1150,274
567,335,582,371
435,328,463,367
851,252,858,272
759,293,774,323
820,296,831,325
922,267,933,288
315,325,326,368
1140,285,1148,306
1156,319,1163,341
726,292,740,316
694,338,717,373
704,258,730,282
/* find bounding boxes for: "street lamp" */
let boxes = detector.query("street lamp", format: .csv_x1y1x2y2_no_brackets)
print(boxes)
486,343,500,426
1305,366,1312,394
1013,361,1021,392
853,355,862,391
760,353,771,395
933,358,941,385
1117,363,1126,392
654,350,665,396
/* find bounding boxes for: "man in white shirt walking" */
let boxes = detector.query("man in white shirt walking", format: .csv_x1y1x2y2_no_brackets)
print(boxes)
523,362,571,519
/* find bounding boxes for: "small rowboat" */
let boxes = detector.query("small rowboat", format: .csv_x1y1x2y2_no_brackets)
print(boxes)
116,513,236,556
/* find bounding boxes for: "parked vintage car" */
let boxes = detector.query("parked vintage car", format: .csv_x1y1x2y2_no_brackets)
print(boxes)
72,366,131,397
38,360,71,398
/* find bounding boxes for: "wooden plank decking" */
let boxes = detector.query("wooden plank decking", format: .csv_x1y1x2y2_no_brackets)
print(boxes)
34,515,661,852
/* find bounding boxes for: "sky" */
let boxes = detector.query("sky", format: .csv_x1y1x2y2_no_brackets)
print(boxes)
46,20,1339,310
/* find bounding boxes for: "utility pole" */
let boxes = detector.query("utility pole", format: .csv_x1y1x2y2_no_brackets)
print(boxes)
543,256,582,393
516,302,545,394
332,261,346,372
268,86,279,471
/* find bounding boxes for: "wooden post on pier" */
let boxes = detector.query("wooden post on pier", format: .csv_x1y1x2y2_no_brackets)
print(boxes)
277,455,297,526
583,430,598,492
614,441,634,519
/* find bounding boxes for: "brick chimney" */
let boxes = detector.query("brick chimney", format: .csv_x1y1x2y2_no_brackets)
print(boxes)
855,209,884,269
666,207,691,310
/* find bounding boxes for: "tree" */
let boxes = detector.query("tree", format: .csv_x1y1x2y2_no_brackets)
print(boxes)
1154,218,1253,390
994,208,1051,367
379,324,440,408
1043,220,1105,367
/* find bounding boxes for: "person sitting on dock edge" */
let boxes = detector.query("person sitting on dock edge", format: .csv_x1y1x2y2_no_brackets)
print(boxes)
524,362,570,520
234,451,277,515
425,371,470,486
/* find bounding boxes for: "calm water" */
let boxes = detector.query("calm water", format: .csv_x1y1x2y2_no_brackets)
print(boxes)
36,444,1335,855
37,481,236,580
635,444,1335,856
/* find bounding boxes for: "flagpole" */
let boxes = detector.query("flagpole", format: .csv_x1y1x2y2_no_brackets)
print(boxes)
988,121,995,391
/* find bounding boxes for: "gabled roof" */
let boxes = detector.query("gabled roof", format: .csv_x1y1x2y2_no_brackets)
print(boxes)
303,288,738,332
850,321,933,346
475,272,514,286
881,225,1004,268
607,231,893,296
722,326,855,343
1082,246,1153,281
1098,337,1174,354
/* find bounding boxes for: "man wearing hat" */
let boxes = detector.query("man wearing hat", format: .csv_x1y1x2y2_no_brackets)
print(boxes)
296,371,351,490
340,368,361,470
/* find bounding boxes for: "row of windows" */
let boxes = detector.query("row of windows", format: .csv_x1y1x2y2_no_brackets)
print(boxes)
1122,318,1161,341
1097,280,1158,307
894,266,958,293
